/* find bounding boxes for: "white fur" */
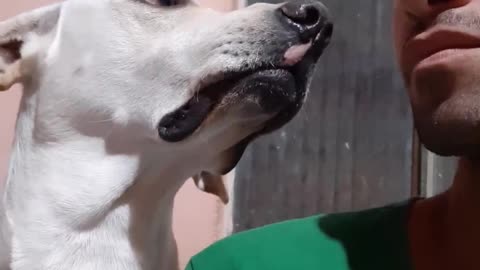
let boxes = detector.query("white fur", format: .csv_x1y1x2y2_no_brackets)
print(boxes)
0,1,307,269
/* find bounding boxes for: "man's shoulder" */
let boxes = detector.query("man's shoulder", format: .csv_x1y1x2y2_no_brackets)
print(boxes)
187,200,413,270
187,214,350,270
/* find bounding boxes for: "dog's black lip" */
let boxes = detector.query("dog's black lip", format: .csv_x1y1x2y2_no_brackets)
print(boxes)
158,22,333,143
219,24,334,173
158,66,295,143
218,65,309,174
256,25,332,135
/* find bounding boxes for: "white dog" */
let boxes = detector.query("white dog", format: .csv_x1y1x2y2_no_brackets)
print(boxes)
0,0,332,269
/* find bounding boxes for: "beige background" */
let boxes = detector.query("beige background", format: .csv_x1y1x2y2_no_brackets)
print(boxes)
0,0,237,268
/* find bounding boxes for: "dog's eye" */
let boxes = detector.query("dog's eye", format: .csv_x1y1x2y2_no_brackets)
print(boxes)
156,0,182,6
144,0,185,7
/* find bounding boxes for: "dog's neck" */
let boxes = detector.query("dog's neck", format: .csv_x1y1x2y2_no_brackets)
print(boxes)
5,87,198,269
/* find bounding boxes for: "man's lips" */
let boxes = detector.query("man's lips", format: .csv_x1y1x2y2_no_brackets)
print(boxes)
403,26,480,76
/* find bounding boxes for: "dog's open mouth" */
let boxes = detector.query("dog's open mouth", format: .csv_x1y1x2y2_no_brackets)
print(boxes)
158,24,333,143
157,68,296,143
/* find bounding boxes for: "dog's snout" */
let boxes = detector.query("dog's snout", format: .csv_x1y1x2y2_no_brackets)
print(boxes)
279,0,331,43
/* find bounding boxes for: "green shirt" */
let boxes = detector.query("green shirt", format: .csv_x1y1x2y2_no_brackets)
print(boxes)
186,201,414,270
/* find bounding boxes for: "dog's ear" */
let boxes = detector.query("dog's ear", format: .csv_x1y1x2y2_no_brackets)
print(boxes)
0,4,61,91
193,172,229,205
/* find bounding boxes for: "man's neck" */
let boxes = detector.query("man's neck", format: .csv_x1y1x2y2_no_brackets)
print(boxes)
410,158,480,270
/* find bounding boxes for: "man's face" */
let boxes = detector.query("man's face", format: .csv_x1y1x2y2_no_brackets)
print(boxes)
393,0,480,157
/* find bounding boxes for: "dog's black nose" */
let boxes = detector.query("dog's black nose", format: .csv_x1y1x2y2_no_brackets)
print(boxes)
279,0,332,43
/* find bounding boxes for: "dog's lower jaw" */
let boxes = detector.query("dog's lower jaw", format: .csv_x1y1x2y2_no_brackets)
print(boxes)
0,96,191,270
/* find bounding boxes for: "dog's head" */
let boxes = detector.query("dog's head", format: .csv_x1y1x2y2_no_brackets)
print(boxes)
0,0,332,201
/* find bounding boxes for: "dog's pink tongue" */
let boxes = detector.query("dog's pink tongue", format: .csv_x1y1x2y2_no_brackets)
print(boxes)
283,42,312,66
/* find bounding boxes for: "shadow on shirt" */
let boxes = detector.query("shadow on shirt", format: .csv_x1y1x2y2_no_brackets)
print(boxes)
317,202,413,270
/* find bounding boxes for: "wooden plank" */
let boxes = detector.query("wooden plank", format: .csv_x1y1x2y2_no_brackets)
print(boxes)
233,0,414,232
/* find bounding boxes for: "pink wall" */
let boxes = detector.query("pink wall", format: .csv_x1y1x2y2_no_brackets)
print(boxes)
0,0,236,268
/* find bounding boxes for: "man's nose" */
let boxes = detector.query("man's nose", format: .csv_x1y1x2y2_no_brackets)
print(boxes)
404,0,470,18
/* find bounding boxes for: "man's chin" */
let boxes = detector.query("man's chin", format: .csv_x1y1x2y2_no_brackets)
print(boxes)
412,88,480,158
422,140,480,158
417,122,480,159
